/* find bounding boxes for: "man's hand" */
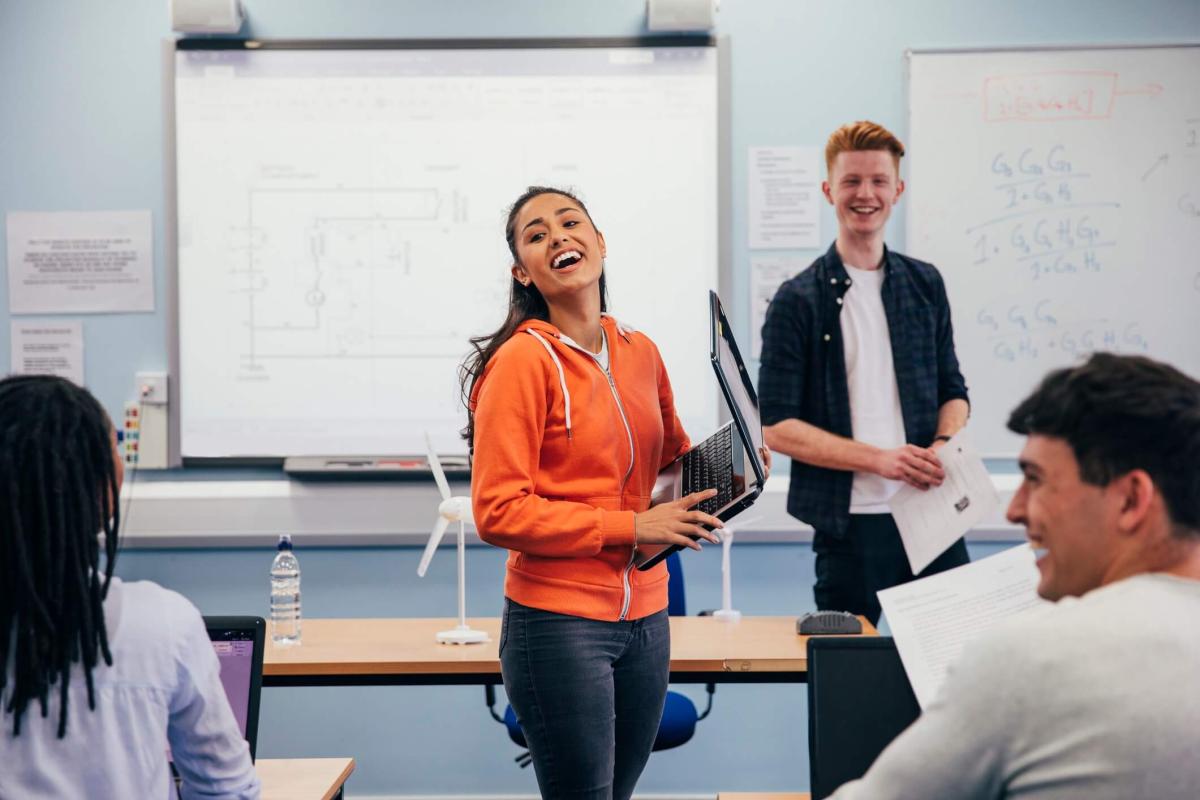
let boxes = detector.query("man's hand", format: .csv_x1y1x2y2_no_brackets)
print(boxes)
874,445,944,490
759,446,773,478
635,489,723,550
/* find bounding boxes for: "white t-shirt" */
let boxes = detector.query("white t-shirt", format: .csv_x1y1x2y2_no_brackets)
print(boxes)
561,329,610,372
840,263,906,513
1,577,260,799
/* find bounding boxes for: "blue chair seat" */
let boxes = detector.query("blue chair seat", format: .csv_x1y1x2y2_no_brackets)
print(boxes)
654,690,699,750
503,689,698,753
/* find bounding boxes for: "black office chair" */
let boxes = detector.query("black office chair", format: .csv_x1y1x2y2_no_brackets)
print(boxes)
485,552,715,767
806,636,922,799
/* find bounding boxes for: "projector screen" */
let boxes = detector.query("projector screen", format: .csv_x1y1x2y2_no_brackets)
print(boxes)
172,39,722,461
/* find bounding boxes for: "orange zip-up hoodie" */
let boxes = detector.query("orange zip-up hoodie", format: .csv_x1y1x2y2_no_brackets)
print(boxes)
470,315,691,622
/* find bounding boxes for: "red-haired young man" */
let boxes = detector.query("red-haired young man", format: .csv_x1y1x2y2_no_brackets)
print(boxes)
758,121,971,625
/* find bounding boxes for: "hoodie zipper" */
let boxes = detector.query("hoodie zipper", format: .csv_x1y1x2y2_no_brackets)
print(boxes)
602,366,638,621
557,330,639,621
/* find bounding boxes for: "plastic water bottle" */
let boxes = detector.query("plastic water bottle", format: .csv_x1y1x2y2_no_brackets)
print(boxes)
270,534,301,646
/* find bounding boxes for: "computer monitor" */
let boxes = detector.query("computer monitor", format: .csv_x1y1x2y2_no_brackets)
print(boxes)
807,637,921,799
204,616,265,761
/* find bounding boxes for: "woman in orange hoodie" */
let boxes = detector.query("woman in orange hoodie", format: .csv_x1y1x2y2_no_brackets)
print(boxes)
463,186,722,799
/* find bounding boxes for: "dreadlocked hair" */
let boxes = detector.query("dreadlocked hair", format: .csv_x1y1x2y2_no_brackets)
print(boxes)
0,374,120,738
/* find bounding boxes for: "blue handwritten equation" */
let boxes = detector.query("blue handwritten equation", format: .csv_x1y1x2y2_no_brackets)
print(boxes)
975,299,1149,363
966,145,1119,282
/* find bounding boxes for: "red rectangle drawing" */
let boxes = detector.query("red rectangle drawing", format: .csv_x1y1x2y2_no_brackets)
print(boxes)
983,71,1117,122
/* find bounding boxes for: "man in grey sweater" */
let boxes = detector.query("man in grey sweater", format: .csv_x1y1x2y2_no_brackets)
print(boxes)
830,352,1200,800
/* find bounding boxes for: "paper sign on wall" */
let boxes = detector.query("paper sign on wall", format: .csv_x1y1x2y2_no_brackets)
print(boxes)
10,320,85,385
748,146,821,250
6,210,155,314
750,256,804,359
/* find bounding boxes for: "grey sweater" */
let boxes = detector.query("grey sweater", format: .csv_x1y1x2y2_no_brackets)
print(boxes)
830,573,1200,799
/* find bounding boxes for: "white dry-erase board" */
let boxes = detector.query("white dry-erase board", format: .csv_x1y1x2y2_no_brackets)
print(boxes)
171,39,723,462
907,44,1200,455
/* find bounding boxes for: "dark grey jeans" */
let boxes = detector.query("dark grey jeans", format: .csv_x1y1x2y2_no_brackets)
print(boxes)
813,513,971,626
499,599,670,800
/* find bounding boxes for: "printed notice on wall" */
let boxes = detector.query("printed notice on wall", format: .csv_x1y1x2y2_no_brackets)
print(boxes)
748,146,821,250
6,210,154,314
10,320,85,385
751,256,804,359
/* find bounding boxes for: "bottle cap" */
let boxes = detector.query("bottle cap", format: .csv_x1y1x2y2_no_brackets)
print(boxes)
277,534,293,551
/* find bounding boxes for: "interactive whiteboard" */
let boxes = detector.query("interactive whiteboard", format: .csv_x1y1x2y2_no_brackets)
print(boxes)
172,40,721,460
907,45,1200,455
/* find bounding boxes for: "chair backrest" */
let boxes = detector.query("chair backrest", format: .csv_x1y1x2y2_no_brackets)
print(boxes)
807,636,921,799
665,552,686,616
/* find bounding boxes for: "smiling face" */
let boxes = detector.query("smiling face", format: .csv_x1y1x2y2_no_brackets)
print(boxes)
510,192,606,307
822,149,904,244
1007,434,1118,601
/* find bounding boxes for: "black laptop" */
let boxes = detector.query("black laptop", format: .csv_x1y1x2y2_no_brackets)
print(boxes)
636,291,766,570
171,616,265,792
204,615,266,760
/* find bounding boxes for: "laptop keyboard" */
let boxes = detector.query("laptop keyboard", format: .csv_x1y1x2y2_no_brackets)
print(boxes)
682,424,734,515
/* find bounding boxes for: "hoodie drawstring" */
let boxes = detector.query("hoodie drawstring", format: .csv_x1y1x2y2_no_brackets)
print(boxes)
525,330,573,439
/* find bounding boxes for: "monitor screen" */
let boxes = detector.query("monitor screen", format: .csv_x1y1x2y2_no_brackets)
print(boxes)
807,637,921,799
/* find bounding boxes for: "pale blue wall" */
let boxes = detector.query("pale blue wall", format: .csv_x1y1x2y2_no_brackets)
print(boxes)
4,1,1200,796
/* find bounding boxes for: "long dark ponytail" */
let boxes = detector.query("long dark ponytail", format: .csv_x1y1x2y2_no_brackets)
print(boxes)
459,186,609,450
0,375,121,738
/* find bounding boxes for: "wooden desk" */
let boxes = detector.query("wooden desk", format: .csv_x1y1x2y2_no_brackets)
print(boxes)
257,758,355,800
264,616,875,687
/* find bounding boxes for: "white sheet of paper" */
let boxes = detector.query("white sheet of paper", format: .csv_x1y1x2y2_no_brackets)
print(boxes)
878,544,1047,709
750,256,804,359
888,429,1000,574
6,210,155,314
747,146,821,250
10,320,85,385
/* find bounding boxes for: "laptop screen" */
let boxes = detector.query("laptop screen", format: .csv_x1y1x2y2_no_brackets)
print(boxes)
710,291,765,482
203,616,265,760
210,630,255,737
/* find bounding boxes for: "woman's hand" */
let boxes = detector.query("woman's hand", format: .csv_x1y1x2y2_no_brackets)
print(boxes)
634,489,723,551
759,446,772,478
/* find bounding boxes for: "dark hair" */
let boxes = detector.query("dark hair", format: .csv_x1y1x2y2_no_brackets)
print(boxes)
0,375,121,737
459,186,609,449
1007,352,1200,536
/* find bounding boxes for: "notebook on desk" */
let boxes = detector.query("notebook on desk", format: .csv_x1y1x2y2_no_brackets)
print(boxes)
635,291,766,570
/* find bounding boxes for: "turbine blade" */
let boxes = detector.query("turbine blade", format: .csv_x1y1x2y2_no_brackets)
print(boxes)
417,516,450,577
425,431,452,501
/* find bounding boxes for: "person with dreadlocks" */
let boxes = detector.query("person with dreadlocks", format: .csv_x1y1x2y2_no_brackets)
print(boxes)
0,375,259,798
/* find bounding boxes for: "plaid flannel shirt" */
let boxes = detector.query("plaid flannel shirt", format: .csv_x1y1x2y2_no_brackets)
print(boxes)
757,242,969,538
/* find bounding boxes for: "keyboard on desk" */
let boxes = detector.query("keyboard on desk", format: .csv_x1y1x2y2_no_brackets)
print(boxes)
681,423,734,515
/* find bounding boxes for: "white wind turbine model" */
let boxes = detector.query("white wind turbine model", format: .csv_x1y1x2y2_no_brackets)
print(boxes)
711,515,762,622
416,433,489,645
